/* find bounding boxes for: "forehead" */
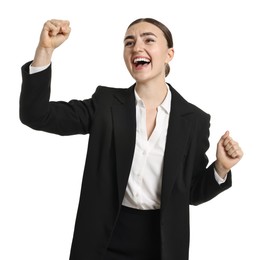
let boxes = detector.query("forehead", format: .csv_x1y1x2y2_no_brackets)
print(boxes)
124,21,164,38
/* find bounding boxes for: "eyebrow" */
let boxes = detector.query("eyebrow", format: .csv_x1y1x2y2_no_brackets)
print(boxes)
124,32,157,42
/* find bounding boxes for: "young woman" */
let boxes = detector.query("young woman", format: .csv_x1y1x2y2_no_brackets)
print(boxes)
20,18,243,260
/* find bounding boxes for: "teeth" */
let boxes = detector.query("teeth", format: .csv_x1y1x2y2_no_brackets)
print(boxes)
133,58,150,63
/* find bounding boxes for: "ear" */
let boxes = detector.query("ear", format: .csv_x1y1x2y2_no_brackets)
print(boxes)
166,48,174,63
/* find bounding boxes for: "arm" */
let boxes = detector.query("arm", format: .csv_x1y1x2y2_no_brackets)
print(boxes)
190,129,243,205
189,115,234,205
20,62,97,136
20,20,96,136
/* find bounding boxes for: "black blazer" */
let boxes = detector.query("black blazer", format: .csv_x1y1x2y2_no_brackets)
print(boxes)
20,62,232,260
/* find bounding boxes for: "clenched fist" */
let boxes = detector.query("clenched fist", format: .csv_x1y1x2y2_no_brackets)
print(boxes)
215,131,243,179
32,19,71,67
39,19,71,49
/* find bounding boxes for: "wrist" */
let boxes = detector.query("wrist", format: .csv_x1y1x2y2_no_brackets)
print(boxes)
214,160,230,179
31,46,54,67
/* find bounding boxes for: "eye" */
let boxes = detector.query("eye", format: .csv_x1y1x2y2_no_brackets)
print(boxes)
145,38,155,44
124,41,135,47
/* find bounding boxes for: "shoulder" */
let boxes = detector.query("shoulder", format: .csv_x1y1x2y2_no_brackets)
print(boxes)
90,85,135,106
95,85,133,95
187,100,210,121
168,83,210,121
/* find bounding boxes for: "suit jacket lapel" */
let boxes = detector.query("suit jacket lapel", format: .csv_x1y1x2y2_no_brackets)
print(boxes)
161,85,193,209
111,85,136,204
111,84,193,209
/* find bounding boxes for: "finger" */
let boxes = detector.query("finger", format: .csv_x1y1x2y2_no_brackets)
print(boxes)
226,143,243,159
50,19,70,26
51,19,70,32
219,131,229,145
230,150,240,159
60,24,71,35
229,148,243,159
226,146,237,157
46,19,70,36
43,20,61,37
224,139,238,151
223,135,235,147
232,146,244,159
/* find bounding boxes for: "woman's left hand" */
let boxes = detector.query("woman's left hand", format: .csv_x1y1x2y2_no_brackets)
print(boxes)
215,131,244,179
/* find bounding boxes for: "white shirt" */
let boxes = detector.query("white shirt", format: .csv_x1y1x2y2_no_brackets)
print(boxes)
122,88,171,210
30,64,227,210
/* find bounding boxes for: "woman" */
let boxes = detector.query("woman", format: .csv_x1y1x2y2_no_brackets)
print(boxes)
20,18,243,260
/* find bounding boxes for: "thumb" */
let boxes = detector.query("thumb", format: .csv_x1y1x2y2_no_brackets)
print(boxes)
220,130,229,142
217,130,230,148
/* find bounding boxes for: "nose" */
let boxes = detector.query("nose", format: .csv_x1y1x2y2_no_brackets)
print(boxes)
133,39,144,52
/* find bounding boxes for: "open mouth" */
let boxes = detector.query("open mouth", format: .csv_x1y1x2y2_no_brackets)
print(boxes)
133,57,151,68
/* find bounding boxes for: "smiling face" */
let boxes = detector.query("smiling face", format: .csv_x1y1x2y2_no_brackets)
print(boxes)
123,21,174,84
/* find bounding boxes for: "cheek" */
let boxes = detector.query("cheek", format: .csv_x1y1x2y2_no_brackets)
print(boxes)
152,50,167,66
151,46,165,58
123,51,131,68
123,50,128,62
158,52,170,66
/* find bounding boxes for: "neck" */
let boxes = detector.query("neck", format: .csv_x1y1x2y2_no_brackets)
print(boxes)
135,81,168,109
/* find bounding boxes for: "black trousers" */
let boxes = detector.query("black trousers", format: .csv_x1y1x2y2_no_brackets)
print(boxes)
104,206,161,260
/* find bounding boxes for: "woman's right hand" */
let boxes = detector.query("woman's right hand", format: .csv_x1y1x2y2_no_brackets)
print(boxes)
32,19,71,67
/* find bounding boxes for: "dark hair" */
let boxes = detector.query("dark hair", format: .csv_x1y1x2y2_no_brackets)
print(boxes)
127,18,173,77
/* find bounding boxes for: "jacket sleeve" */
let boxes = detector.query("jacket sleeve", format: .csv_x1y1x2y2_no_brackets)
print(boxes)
19,61,97,136
189,112,232,206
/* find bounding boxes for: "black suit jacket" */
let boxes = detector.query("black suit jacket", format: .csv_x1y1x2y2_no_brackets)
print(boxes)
20,62,232,260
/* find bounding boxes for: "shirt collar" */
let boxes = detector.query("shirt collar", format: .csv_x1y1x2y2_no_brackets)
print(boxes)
134,84,171,114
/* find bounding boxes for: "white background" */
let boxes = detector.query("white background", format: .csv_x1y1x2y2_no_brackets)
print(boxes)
1,0,257,259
